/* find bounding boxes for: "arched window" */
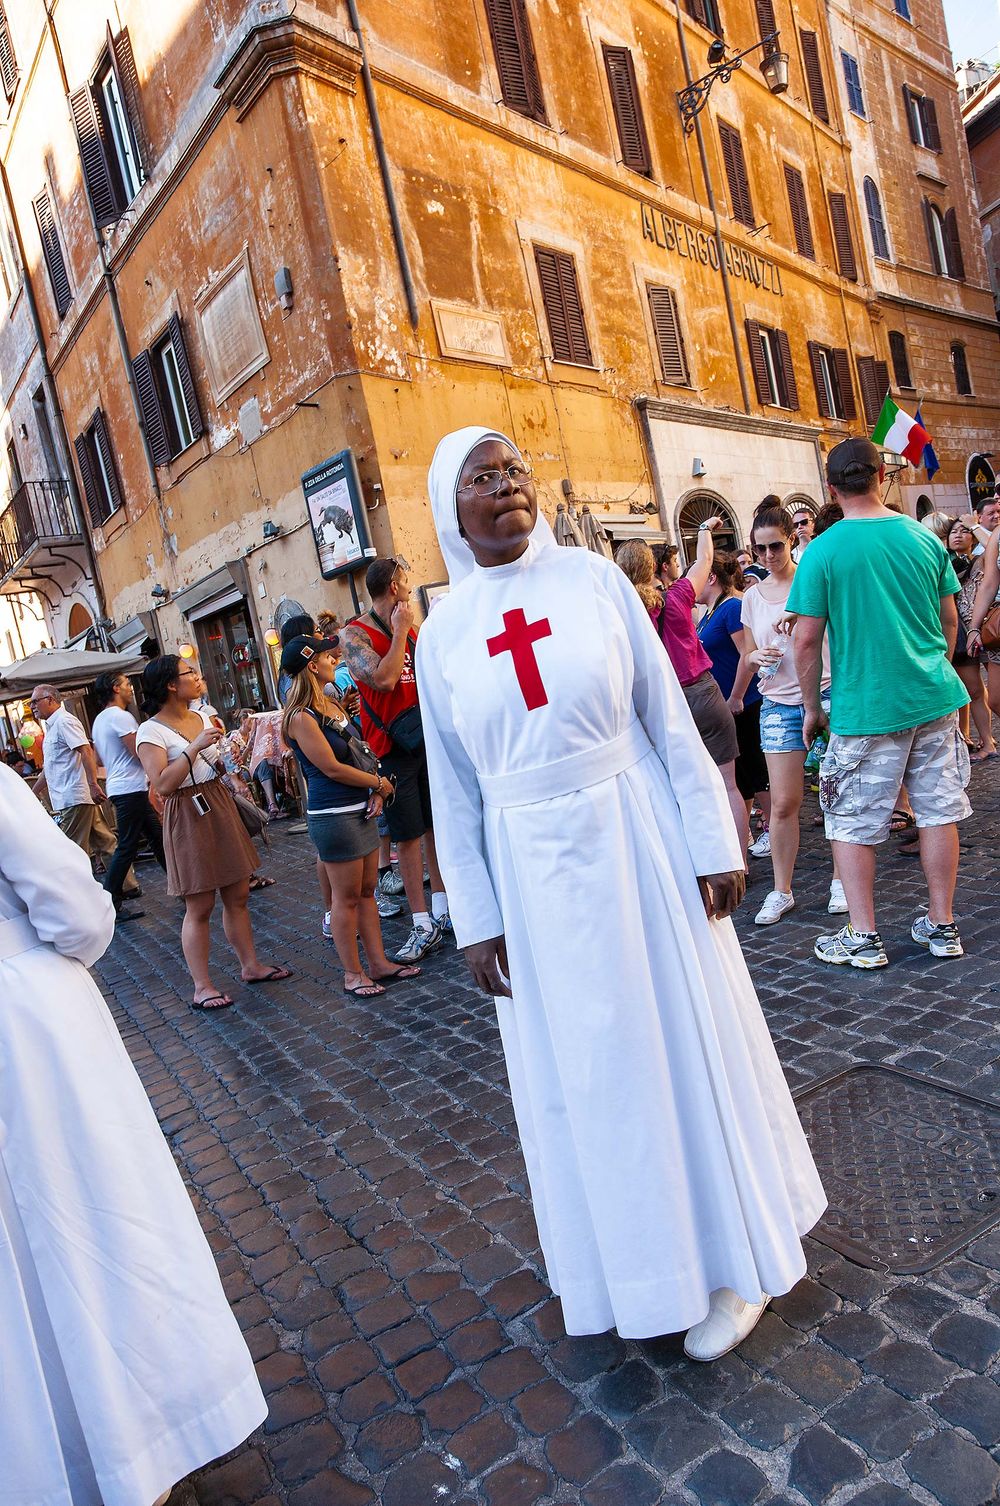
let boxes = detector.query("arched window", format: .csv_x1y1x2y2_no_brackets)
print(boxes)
677,493,739,563
951,342,972,396
916,494,933,520
785,495,817,518
67,603,94,639
925,202,948,276
863,178,890,260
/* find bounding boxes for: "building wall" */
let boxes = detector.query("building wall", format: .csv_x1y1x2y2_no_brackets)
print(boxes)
963,74,1000,317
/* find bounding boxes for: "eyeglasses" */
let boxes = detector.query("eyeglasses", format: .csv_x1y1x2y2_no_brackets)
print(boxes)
756,541,789,555
457,463,532,497
177,668,200,679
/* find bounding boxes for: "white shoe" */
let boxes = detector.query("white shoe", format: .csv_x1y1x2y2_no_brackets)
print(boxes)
827,880,849,915
684,1287,771,1362
754,890,795,926
748,829,771,858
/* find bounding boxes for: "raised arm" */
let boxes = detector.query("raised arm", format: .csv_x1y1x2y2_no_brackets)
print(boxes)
340,605,414,692
136,722,223,798
684,517,720,599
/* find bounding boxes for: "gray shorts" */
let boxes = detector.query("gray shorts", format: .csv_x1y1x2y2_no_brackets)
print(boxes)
682,671,739,767
819,712,971,846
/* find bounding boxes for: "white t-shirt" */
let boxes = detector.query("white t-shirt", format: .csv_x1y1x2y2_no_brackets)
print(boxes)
41,705,92,811
741,582,831,707
135,709,220,785
92,705,147,797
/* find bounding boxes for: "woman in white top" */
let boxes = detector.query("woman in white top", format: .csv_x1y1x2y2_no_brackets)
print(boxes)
135,655,292,1010
740,507,842,927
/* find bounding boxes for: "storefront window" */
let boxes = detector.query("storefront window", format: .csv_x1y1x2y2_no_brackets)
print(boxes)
195,602,267,726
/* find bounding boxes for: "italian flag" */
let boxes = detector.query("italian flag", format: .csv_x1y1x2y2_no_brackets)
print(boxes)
870,394,931,466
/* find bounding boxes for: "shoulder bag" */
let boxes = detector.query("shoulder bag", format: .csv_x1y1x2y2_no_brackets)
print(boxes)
980,601,1000,651
357,612,424,754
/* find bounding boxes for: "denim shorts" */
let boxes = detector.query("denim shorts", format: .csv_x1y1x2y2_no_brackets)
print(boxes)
759,693,831,755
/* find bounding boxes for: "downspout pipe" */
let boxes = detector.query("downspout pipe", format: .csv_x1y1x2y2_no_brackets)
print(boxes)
344,0,420,329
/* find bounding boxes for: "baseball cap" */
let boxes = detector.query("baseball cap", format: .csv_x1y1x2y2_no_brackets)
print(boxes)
280,634,339,676
826,437,882,486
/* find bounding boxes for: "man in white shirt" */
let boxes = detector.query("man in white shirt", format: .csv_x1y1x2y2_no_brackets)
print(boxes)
30,683,120,866
791,507,815,563
962,493,1000,557
92,671,166,920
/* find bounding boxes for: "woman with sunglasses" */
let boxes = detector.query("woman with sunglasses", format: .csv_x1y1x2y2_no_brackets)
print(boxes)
740,507,841,926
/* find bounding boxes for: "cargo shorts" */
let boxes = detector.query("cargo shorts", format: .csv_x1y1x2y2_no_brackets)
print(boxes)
819,711,971,846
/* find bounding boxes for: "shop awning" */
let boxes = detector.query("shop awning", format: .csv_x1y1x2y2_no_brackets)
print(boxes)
0,646,148,699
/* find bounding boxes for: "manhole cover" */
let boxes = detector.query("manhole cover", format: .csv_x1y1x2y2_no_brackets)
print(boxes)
794,1065,1000,1273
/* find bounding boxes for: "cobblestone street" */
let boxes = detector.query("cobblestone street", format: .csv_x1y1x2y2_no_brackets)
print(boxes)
95,762,1000,1506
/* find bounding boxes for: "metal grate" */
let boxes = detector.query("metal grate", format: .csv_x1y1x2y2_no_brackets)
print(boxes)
794,1066,1000,1273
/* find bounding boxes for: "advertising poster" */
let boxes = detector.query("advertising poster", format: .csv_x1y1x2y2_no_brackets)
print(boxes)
303,450,375,580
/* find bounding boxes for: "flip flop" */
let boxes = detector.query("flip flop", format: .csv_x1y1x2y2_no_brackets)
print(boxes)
249,875,276,890
345,982,386,997
191,993,234,1011
889,808,916,832
245,965,294,985
372,965,422,983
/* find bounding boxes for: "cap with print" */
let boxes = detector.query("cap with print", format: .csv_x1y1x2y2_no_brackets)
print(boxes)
826,437,883,487
279,634,340,676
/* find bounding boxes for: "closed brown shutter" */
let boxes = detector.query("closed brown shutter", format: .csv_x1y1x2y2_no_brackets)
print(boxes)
0,5,18,103
784,164,815,259
109,24,149,172
91,410,123,515
483,0,546,123
69,86,120,228
647,285,688,385
131,349,171,466
832,348,856,420
755,0,778,54
720,123,754,228
922,95,941,152
902,85,919,144
944,208,965,280
603,46,652,175
857,355,889,429
167,313,205,441
534,246,592,365
74,430,104,528
952,342,972,396
774,329,799,410
807,341,831,418
922,197,941,273
32,189,72,318
888,330,912,389
686,0,709,25
799,31,829,123
745,319,771,404
828,192,858,280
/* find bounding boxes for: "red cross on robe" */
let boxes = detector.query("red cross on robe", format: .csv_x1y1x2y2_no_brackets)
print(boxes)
487,608,553,711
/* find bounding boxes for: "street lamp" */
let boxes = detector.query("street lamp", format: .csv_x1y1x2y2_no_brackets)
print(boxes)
677,32,789,134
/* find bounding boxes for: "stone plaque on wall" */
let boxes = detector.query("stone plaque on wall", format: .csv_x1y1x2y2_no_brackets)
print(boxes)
431,301,509,366
196,247,271,402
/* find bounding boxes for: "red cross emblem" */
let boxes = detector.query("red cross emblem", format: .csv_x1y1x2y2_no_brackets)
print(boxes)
487,608,553,711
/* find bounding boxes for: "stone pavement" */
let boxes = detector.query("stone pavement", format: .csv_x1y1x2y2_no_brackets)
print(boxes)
94,762,1000,1506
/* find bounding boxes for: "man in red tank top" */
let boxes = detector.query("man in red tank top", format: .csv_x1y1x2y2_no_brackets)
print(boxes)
339,559,449,963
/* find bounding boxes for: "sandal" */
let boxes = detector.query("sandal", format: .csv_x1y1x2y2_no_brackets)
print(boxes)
245,965,294,985
191,993,234,1011
371,965,422,983
345,982,386,997
889,809,916,833
249,875,276,891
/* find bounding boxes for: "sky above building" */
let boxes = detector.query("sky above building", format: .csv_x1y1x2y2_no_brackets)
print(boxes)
942,0,998,67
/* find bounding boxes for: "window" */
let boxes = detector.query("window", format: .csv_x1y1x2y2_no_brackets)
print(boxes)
686,0,723,36
74,410,124,527
646,285,689,385
0,4,18,104
745,320,798,409
132,314,204,464
903,86,941,151
0,204,18,300
888,330,913,389
679,495,739,559
924,200,965,279
7,438,22,494
951,343,972,396
863,177,890,260
894,0,911,17
603,46,651,176
841,51,865,117
755,0,779,57
69,27,147,226
32,188,72,318
784,165,815,259
483,0,546,123
719,122,754,228
799,31,829,123
533,246,593,365
857,355,890,428
807,342,856,420
828,192,858,280
916,494,933,519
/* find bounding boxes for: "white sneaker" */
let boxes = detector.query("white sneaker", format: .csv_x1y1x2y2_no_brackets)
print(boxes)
754,890,795,926
748,830,771,859
684,1287,771,1362
378,867,406,897
394,922,442,964
322,911,333,940
827,880,849,915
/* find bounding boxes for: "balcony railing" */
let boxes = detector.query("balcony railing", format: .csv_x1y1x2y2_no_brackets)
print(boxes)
0,479,79,580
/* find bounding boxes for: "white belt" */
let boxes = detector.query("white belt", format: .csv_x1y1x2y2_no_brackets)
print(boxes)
0,913,42,961
477,719,653,809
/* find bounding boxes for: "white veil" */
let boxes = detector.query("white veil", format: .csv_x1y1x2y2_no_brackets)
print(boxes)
426,426,556,586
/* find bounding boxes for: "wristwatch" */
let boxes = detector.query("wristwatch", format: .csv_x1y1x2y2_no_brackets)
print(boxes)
698,522,712,531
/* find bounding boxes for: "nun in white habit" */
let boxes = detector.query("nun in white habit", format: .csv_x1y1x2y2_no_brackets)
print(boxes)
416,427,826,1359
0,764,266,1506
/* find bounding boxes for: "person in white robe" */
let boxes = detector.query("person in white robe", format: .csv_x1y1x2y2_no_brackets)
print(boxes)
0,764,266,1506
416,427,827,1360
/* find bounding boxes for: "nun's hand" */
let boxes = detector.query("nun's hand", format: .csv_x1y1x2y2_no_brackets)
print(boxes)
698,871,746,921
464,936,512,998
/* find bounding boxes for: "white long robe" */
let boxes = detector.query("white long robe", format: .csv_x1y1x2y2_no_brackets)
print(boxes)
0,765,266,1506
417,540,826,1338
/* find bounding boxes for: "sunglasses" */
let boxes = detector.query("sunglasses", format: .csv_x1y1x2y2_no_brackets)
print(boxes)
756,541,789,555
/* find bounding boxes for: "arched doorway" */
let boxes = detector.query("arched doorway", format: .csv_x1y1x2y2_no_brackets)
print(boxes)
916,495,933,520
677,492,739,563
68,603,93,639
784,494,817,517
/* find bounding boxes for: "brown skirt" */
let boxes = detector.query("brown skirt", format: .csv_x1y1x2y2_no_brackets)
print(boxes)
162,779,259,897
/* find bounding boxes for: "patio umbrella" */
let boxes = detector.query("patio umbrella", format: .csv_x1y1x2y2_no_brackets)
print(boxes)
580,506,614,559
0,646,149,699
554,502,585,547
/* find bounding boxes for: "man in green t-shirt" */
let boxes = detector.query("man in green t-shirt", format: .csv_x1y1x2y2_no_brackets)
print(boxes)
787,438,971,969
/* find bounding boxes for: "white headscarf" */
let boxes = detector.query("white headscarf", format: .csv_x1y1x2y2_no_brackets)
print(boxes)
426,426,556,586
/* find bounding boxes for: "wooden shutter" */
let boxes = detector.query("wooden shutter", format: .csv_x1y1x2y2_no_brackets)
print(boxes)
755,0,778,53
745,319,771,404
720,123,754,227
832,348,856,420
131,348,171,466
91,410,123,515
799,31,829,123
784,164,814,259
828,192,857,280
483,0,546,123
952,343,972,396
167,312,205,441
686,0,709,25
69,86,120,228
944,208,965,280
109,25,149,171
603,46,651,175
807,341,832,418
534,246,591,365
774,329,799,410
888,330,912,389
74,430,104,528
647,285,688,385
922,197,941,273
857,355,889,429
0,5,18,103
32,189,72,318
902,85,919,144
922,95,941,152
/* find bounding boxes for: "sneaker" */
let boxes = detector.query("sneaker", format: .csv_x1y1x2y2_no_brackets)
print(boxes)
434,911,454,937
322,911,333,940
378,867,406,896
815,924,888,969
394,922,442,964
911,913,964,959
748,830,771,859
754,890,795,926
827,880,849,915
377,892,403,919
